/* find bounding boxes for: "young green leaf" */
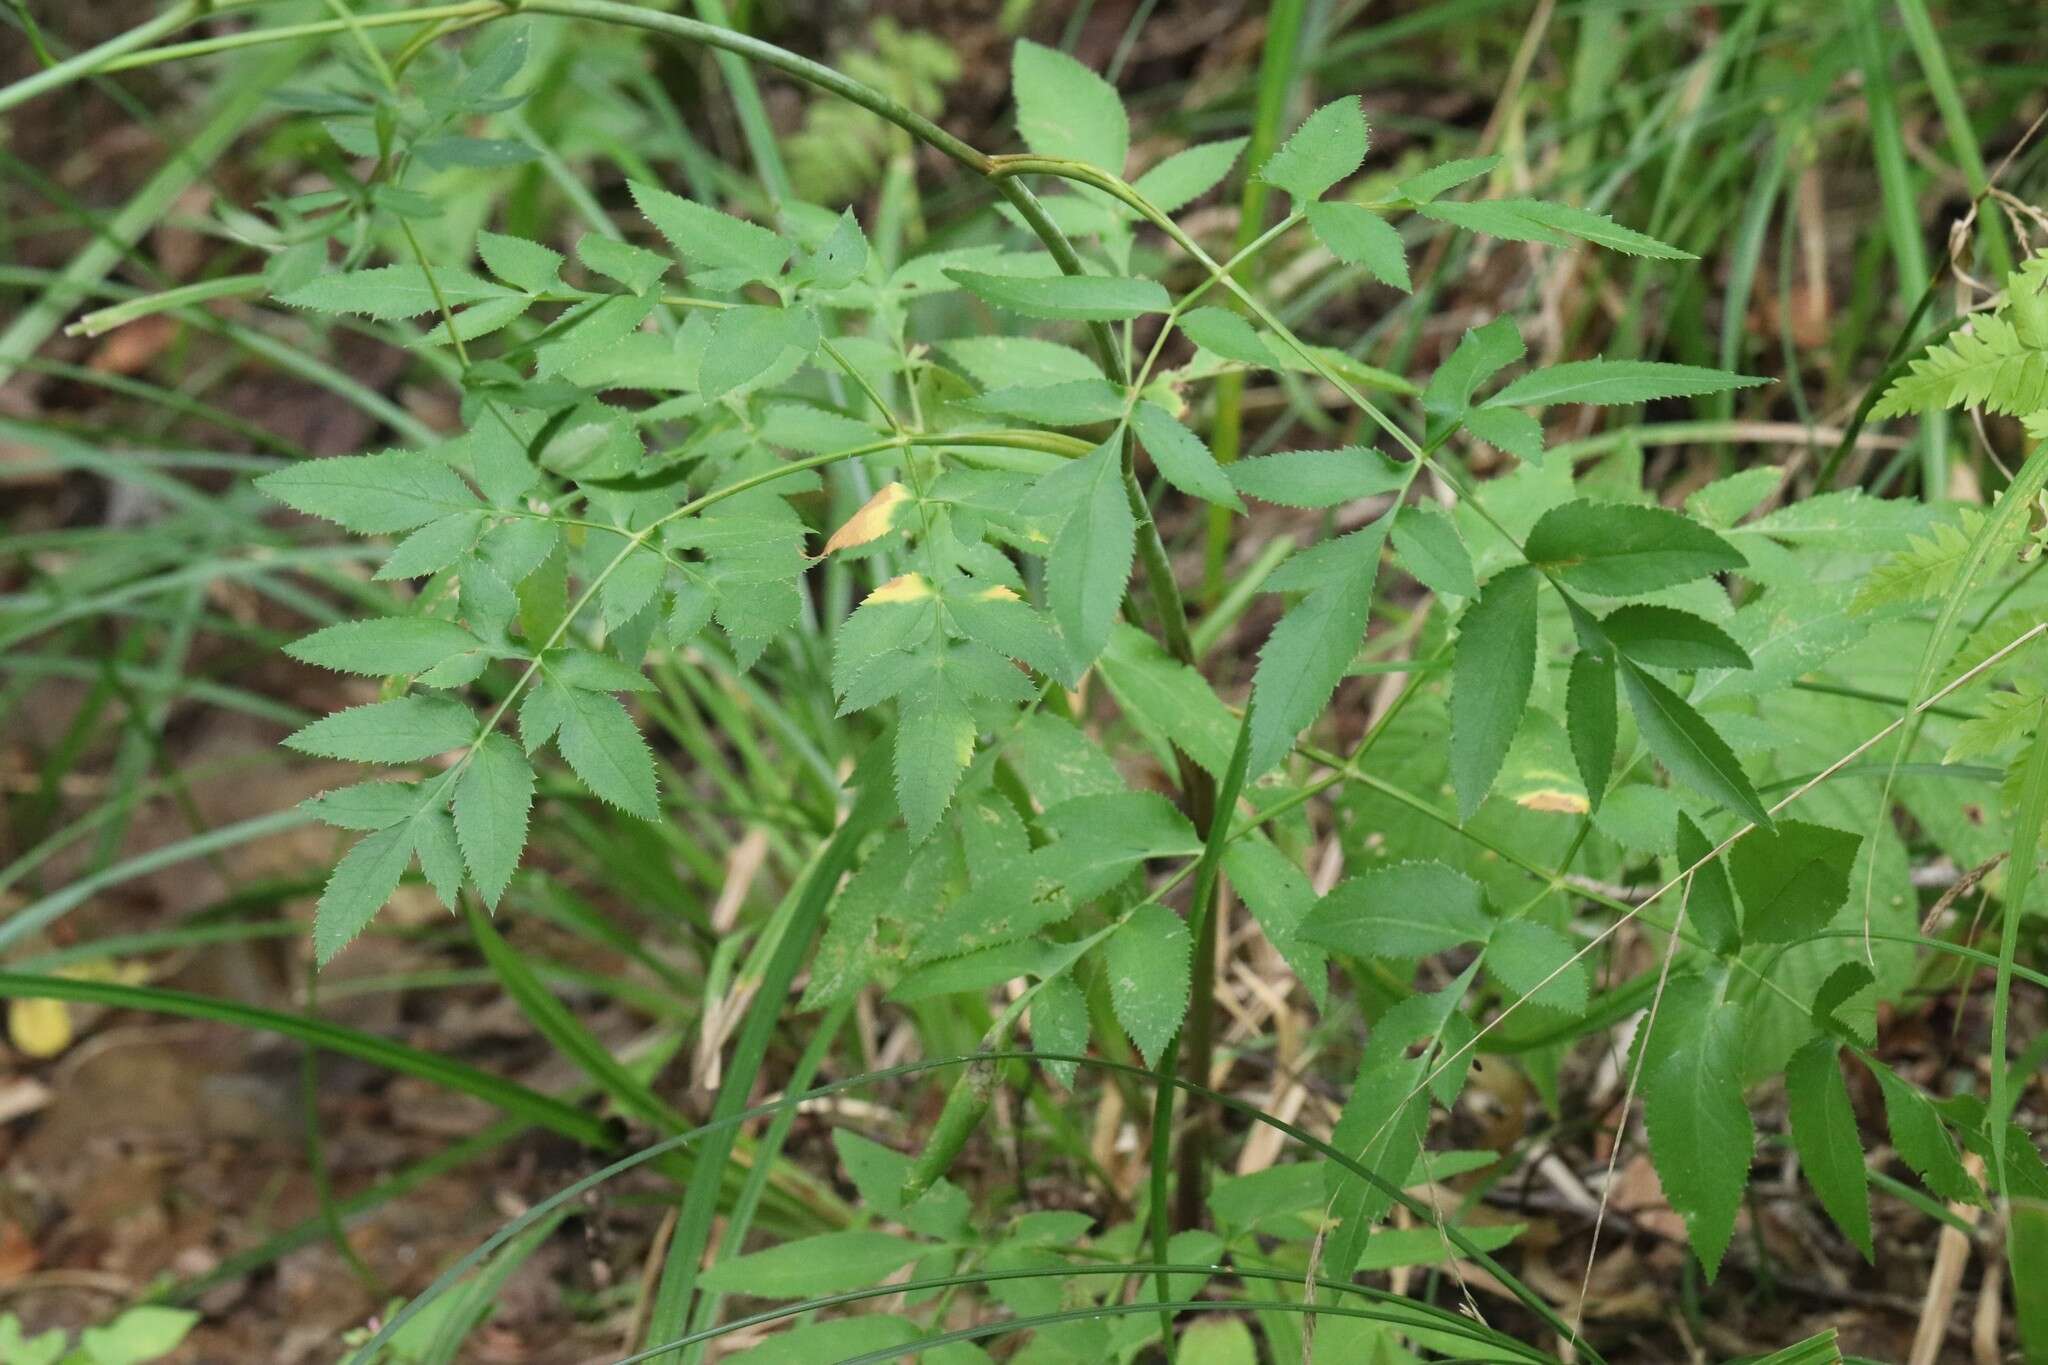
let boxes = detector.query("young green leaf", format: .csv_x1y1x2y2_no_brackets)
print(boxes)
1228,446,1406,507
1618,660,1772,828
1525,500,1746,596
1011,38,1129,172
1450,564,1539,819
1300,861,1490,959
455,733,534,908
1566,650,1617,810
1105,902,1191,1067
1786,1038,1873,1260
945,268,1170,321
285,695,477,764
1601,604,1753,671
313,823,414,965
1486,359,1764,409
258,451,480,535
1130,402,1243,510
1259,97,1368,204
1307,201,1410,291
1727,820,1860,943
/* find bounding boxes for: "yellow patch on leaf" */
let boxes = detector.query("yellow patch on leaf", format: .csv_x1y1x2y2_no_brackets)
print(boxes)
865,573,933,605
824,482,910,554
1516,789,1591,814
977,585,1021,601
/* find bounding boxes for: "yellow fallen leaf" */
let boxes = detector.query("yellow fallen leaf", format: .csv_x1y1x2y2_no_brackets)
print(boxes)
824,482,910,554
8,998,72,1059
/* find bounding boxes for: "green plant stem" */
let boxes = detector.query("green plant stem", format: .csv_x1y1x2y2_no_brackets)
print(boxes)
349,1049,1600,1365
1204,0,1309,604
640,746,894,1362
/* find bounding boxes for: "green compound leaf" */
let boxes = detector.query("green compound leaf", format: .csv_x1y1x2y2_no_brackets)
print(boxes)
946,268,1170,320
696,1230,929,1298
1011,38,1129,172
1867,1060,1984,1206
476,228,563,294
1618,659,1772,828
1484,918,1589,1013
281,265,516,320
258,450,480,535
1130,402,1243,510
313,823,414,966
1566,649,1617,811
627,178,788,284
1389,503,1475,598
1525,499,1747,596
894,677,975,841
455,732,535,908
1786,1037,1874,1261
1133,137,1246,215
285,695,477,764
1728,819,1861,944
1643,987,1752,1279
1601,604,1753,671
555,687,660,819
1105,902,1191,1068
1487,358,1763,408
1300,861,1490,959
1228,446,1406,507
1419,197,1694,260
1674,811,1741,956
284,617,483,677
1247,518,1388,776
1450,564,1539,819
1258,96,1368,204
1178,306,1276,368
1308,201,1410,291
1041,438,1135,667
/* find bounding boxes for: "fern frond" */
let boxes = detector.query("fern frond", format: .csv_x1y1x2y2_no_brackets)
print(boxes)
1947,682,2046,763
1874,250,2048,420
1850,510,2000,612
